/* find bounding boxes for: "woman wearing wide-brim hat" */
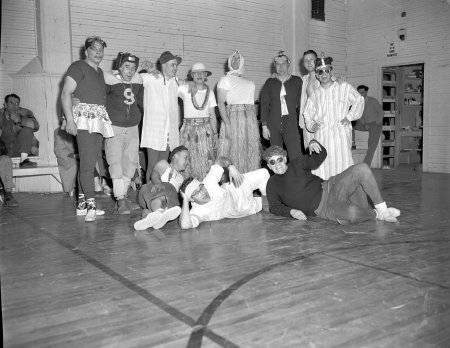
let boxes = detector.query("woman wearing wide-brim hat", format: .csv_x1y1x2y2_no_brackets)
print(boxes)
178,62,218,180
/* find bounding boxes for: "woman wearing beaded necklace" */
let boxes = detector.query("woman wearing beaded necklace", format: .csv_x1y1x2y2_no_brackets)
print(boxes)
178,62,218,180
216,51,261,173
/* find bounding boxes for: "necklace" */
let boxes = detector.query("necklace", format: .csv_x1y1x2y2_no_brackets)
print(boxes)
191,85,210,110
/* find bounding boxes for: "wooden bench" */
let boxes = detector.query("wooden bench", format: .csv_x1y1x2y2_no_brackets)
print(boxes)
12,165,61,184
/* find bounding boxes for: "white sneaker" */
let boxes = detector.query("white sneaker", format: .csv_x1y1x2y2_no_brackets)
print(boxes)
388,207,401,218
153,206,181,229
84,199,105,222
85,207,96,222
134,209,163,230
77,206,105,216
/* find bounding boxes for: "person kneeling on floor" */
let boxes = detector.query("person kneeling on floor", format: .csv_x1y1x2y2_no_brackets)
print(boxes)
179,156,270,229
134,145,188,230
263,142,400,224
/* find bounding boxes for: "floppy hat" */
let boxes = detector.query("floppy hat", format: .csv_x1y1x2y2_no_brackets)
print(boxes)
160,51,182,65
190,62,212,76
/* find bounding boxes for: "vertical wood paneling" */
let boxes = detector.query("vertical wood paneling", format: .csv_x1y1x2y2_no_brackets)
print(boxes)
0,0,37,98
309,0,347,76
69,0,283,99
13,74,63,192
347,0,450,173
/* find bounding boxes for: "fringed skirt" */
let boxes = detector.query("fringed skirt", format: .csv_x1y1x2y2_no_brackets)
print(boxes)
73,103,114,138
180,118,216,180
217,104,261,173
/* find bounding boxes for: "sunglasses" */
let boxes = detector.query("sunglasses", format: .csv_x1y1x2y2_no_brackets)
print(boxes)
268,157,284,165
316,68,332,75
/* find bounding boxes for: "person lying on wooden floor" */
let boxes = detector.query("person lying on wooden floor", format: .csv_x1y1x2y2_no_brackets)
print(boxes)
179,156,270,229
263,142,400,224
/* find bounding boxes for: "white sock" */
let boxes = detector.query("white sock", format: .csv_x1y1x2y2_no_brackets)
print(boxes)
94,176,102,191
374,202,388,219
20,153,28,162
113,178,126,198
123,176,132,197
375,202,387,212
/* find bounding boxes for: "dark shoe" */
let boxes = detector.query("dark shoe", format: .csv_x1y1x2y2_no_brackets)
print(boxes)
115,199,131,215
19,159,38,168
126,198,140,211
4,192,18,207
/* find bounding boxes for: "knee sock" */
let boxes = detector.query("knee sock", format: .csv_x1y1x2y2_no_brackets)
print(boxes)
94,176,102,191
123,176,132,197
113,178,126,200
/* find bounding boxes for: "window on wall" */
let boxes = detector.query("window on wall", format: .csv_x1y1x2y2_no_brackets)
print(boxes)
311,0,325,21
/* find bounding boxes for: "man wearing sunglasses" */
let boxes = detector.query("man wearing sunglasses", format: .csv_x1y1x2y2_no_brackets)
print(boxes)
263,143,400,224
303,56,364,181
178,156,270,229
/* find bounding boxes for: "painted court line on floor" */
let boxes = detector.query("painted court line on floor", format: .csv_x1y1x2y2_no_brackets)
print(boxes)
7,211,450,348
7,211,239,348
186,239,450,347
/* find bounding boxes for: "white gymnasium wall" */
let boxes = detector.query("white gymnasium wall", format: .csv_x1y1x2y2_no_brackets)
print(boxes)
309,0,347,77
69,0,284,100
0,0,37,101
347,0,450,173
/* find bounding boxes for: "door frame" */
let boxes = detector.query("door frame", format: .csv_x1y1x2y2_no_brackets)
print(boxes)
374,56,430,171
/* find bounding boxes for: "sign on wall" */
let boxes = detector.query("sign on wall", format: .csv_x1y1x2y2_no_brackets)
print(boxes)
387,41,398,57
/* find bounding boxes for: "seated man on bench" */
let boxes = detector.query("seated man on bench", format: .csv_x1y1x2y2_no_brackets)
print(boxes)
0,94,39,168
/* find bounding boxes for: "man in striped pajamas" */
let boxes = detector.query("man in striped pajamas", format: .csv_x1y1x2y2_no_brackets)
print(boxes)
303,56,364,180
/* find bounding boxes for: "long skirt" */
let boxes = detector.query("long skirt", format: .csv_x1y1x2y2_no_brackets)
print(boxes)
179,118,215,180
217,104,261,173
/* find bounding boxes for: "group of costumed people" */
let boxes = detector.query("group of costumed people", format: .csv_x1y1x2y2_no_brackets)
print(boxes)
59,35,260,224
57,35,399,229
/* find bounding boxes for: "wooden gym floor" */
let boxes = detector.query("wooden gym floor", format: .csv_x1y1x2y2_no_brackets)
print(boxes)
1,166,450,348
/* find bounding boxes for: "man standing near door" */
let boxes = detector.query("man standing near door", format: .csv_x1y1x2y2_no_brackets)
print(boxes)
354,85,384,166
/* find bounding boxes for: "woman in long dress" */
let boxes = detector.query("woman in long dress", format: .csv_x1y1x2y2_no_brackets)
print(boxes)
217,51,261,173
178,62,218,180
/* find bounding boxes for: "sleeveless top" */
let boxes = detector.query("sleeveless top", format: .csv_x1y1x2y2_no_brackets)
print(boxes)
161,166,184,192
